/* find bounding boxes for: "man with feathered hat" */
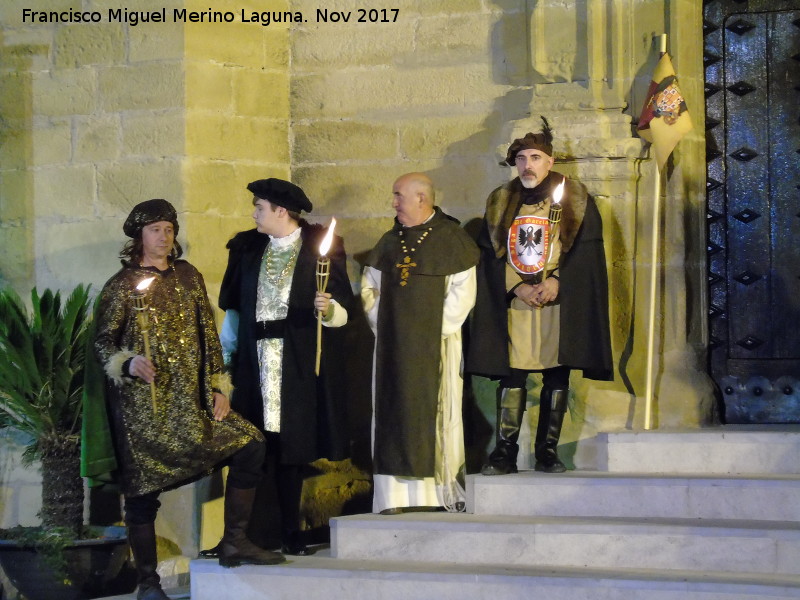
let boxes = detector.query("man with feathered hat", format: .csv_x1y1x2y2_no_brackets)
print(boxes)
466,118,613,475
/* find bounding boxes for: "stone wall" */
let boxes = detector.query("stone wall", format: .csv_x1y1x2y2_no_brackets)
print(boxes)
1,0,712,579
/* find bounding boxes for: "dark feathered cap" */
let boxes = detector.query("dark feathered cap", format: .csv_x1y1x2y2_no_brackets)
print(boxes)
123,199,179,238
247,178,312,213
501,116,554,166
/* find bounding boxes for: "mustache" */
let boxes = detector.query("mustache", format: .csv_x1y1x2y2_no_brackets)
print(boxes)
522,170,536,177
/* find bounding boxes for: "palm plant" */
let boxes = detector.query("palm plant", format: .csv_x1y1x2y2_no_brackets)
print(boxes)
0,285,92,537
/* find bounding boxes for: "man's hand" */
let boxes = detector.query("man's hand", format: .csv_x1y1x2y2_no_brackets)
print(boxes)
314,291,332,317
212,392,231,421
129,355,156,383
514,278,559,308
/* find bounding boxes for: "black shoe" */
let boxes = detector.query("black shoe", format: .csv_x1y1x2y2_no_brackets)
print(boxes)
480,461,518,476
198,541,222,559
282,541,314,556
534,457,567,473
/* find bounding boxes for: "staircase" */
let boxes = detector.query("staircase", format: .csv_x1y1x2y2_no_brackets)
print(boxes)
190,427,800,599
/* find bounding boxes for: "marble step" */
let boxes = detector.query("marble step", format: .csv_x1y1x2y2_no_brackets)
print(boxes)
603,427,800,475
190,552,800,600
469,471,800,521
331,512,800,576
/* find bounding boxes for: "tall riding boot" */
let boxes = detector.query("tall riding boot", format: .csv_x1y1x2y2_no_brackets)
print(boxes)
481,387,527,475
534,387,568,473
278,465,313,556
219,486,286,567
127,522,169,600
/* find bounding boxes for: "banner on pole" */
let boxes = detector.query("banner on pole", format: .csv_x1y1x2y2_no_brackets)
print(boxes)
637,52,693,170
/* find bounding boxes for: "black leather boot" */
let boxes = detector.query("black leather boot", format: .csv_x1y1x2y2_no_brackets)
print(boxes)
534,387,568,473
481,387,527,475
282,529,314,556
127,522,169,600
219,486,286,567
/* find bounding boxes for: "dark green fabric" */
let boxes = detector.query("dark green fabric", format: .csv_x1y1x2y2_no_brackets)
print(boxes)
80,300,118,488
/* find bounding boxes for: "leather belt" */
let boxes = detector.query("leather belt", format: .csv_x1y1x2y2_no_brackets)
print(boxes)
255,319,286,340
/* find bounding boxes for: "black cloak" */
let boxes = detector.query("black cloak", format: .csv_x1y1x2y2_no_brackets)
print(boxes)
219,222,355,465
466,173,613,382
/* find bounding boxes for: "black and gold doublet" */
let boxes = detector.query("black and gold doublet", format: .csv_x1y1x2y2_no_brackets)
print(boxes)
94,260,262,497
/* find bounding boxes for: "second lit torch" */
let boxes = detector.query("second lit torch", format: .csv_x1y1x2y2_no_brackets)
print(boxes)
545,177,565,277
315,218,336,376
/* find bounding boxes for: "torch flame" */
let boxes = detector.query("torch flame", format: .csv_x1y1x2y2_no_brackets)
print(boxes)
319,217,337,256
136,276,156,291
552,178,565,205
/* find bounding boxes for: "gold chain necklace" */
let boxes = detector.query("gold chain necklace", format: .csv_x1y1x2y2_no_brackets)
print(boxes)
395,226,433,286
264,242,300,284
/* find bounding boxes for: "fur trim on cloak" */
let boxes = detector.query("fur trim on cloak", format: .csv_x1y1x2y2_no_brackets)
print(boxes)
485,174,588,259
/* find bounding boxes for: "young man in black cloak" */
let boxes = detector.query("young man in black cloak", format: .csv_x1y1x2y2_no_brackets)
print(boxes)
206,179,354,555
467,119,614,475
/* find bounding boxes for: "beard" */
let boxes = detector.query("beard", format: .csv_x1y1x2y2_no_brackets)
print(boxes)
519,173,539,189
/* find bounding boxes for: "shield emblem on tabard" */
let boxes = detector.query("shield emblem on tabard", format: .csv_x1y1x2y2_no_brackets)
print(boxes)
507,214,550,275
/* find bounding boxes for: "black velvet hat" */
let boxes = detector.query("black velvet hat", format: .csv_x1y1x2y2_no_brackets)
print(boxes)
501,116,554,166
247,178,313,213
123,199,179,238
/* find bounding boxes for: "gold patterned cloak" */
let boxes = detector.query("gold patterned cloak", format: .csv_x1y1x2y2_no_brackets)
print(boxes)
94,260,262,497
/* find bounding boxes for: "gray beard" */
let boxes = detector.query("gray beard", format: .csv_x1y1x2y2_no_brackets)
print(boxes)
520,176,538,189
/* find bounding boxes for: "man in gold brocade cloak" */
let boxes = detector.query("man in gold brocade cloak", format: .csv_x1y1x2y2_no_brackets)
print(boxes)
94,200,284,600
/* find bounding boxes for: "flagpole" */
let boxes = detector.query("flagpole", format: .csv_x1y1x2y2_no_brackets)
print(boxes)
643,33,667,430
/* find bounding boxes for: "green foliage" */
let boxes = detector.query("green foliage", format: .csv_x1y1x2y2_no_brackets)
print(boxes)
0,285,92,462
0,525,91,580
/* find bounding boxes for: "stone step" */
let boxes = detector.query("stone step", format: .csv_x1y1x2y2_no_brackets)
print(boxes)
331,512,800,576
469,472,800,521
603,427,800,475
190,553,800,600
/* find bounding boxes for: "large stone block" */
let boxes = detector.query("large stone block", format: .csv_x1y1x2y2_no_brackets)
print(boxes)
416,0,483,15
123,111,184,158
3,0,74,27
182,160,238,215
98,63,184,112
0,126,31,171
38,219,122,291
0,225,33,288
186,114,288,162
34,164,95,218
74,115,122,163
293,121,397,163
181,212,231,284
292,164,399,218
186,63,234,112
399,115,491,160
233,69,289,117
292,23,415,71
129,22,184,62
185,22,284,69
96,159,182,218
414,14,494,59
291,66,472,119
0,72,33,121
0,170,33,222
54,23,125,68
328,215,394,262
33,68,96,116
31,117,72,166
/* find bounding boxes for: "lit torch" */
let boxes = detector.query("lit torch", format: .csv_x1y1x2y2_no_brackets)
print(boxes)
545,177,565,277
315,218,336,376
131,276,157,413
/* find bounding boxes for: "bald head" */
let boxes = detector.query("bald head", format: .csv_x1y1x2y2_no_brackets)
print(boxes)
392,172,436,227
